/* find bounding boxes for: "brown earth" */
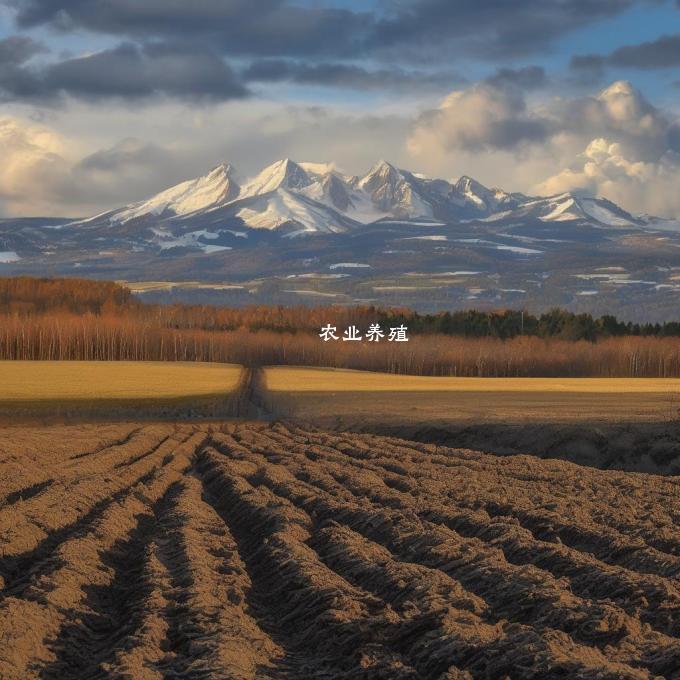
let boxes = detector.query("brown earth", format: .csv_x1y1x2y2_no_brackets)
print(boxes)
0,421,678,679
253,371,680,474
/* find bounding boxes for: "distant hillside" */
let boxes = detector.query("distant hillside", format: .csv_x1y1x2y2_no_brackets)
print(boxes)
2,160,680,321
0,277,136,315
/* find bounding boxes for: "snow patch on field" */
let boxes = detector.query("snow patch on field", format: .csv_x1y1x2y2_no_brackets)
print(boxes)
400,235,448,241
574,273,655,285
329,262,371,269
282,289,341,297
495,244,543,254
152,229,231,253
380,220,447,227
201,244,232,253
446,271,482,275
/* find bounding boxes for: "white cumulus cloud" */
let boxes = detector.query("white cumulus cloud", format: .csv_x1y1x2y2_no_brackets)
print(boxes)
0,117,74,215
408,79,680,218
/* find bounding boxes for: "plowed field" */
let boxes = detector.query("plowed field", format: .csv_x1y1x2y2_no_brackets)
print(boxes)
0,422,678,679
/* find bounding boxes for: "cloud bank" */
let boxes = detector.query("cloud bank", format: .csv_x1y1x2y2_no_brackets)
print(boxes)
409,79,680,218
0,37,248,102
7,0,649,62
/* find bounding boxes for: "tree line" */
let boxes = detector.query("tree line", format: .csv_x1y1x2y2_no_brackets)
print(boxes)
2,276,680,376
2,276,679,341
376,309,680,341
2,316,680,377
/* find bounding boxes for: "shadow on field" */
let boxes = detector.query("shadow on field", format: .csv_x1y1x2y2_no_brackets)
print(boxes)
252,372,680,475
358,421,680,476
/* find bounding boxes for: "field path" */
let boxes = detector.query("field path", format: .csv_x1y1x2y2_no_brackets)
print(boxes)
0,421,678,679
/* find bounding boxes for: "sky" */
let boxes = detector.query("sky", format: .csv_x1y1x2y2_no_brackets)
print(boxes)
0,0,679,218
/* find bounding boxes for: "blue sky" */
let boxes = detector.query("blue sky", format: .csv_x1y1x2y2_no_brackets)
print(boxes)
0,0,678,217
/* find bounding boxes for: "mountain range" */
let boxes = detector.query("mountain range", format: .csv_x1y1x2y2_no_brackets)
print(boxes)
1,159,679,320
65,158,664,242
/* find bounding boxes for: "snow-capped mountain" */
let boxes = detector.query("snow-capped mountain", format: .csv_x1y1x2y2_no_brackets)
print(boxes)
356,161,433,218
3,156,680,320
65,157,659,237
85,163,240,226
487,192,644,227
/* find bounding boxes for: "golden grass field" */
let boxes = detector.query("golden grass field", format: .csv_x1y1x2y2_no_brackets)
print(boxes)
0,361,242,403
261,366,680,427
264,366,680,393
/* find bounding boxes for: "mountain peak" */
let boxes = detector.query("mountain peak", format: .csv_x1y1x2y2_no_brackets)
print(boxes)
453,175,497,210
359,160,402,189
357,160,433,217
241,158,312,197
370,159,398,174
207,162,234,178
109,162,239,223
455,175,489,191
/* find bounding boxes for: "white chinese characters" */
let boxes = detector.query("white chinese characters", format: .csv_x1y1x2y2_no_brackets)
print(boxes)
388,325,409,342
319,324,339,341
319,324,408,342
343,325,363,341
366,323,384,342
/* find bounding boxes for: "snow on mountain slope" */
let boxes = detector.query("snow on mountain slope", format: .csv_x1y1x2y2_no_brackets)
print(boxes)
358,160,433,218
486,192,642,227
538,195,586,222
299,166,390,222
235,190,350,234
226,159,357,233
578,198,641,227
239,159,312,198
454,176,498,211
455,176,522,213
111,164,239,223
538,194,640,226
63,157,659,239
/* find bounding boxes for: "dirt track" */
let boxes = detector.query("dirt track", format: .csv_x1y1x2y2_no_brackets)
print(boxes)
0,421,679,679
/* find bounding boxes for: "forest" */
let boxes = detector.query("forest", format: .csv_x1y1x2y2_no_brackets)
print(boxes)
2,276,680,376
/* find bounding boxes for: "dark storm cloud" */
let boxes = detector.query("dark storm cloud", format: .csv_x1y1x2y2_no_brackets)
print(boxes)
609,34,680,68
47,42,249,100
0,35,48,98
8,0,370,58
0,41,249,102
243,59,465,91
4,0,657,61
367,0,654,60
1,0,672,103
571,34,680,74
0,34,45,63
485,66,548,90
